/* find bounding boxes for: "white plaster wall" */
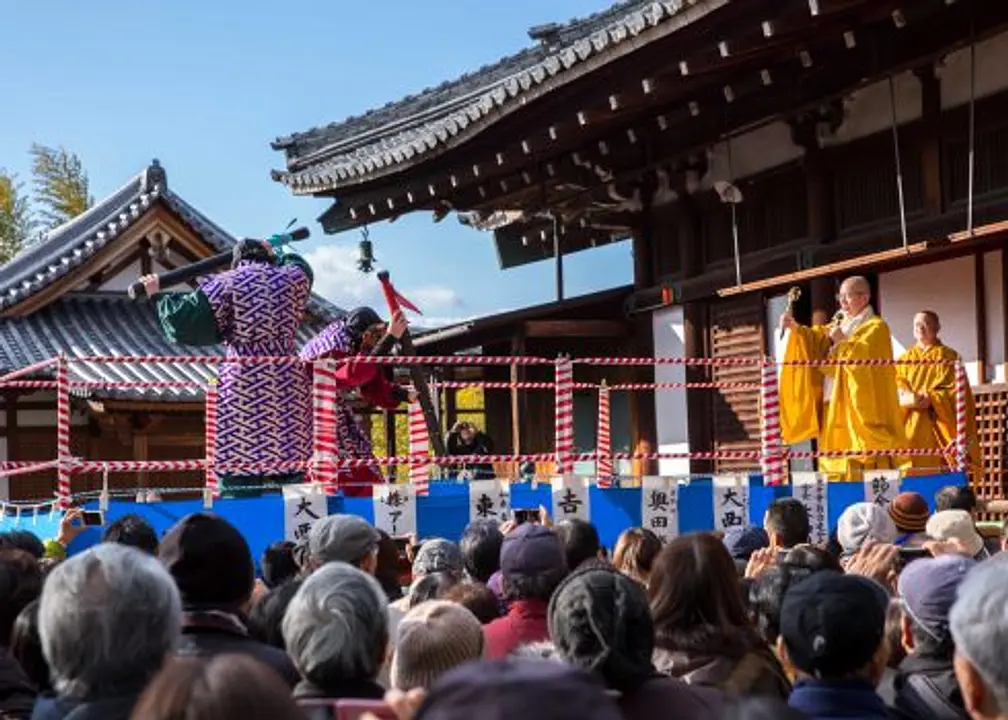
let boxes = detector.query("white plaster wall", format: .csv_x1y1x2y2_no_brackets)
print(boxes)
984,250,1005,383
939,32,1008,109
652,305,690,477
878,256,980,384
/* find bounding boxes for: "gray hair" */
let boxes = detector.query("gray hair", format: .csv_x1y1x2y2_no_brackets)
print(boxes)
510,641,564,663
412,538,463,579
950,558,1008,711
283,562,388,686
39,543,181,698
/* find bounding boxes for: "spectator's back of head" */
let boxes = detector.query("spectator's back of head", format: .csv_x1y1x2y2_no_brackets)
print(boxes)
247,579,302,649
888,492,931,534
391,600,484,691
898,554,975,658
40,543,181,698
0,549,42,647
837,502,897,554
409,571,458,609
748,563,815,645
950,557,1008,718
926,510,985,559
412,539,464,581
554,519,602,571
159,513,254,609
0,530,44,559
764,498,810,549
130,654,304,720
260,541,297,589
458,520,503,583
935,485,977,514
782,544,843,573
308,514,380,571
440,582,500,624
102,513,159,555
723,525,770,575
500,524,567,602
548,566,653,691
779,571,889,683
282,562,388,688
611,527,662,586
375,530,405,601
10,599,48,692
414,659,623,720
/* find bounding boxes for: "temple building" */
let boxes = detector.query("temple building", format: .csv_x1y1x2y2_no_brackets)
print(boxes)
0,161,341,501
272,0,1008,496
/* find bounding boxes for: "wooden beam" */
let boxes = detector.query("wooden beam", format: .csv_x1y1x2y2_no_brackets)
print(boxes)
522,320,629,338
975,251,987,384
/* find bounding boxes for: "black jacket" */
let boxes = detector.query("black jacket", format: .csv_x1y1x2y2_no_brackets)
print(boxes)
175,609,300,687
294,679,386,720
30,694,137,720
891,654,969,720
0,651,35,720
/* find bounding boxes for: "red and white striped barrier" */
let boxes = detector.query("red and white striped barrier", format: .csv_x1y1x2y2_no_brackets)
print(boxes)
554,357,574,476
596,381,613,487
759,359,786,486
55,357,71,509
954,362,969,472
311,360,340,493
408,401,430,495
204,382,220,499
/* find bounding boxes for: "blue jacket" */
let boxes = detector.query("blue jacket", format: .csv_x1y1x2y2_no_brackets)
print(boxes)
789,679,895,720
31,694,138,720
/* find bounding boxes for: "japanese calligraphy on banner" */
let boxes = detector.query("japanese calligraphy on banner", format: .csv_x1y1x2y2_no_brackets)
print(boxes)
864,470,901,507
468,479,511,525
551,476,590,523
641,477,678,542
373,484,417,537
792,472,829,545
282,484,329,544
712,474,749,533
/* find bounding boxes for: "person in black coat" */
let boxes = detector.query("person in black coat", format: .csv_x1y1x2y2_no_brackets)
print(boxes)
445,422,494,480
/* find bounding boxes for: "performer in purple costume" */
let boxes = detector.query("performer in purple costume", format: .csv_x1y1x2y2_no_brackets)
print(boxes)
300,307,416,497
139,240,313,495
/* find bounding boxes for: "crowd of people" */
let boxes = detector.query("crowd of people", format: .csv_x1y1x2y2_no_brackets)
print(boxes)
0,484,1005,719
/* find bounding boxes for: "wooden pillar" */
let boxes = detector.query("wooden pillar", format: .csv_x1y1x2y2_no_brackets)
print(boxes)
132,431,148,491
631,188,658,470
384,409,397,479
916,65,943,218
444,367,458,433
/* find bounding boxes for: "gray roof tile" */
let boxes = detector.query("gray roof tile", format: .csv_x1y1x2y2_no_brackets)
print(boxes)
271,0,723,193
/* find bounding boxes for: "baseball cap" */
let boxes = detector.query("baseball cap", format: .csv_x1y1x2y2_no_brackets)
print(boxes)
780,571,888,679
898,554,976,642
925,510,985,558
500,524,566,579
308,514,380,566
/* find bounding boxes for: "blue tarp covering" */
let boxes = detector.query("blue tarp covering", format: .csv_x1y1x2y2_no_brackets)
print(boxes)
0,472,962,569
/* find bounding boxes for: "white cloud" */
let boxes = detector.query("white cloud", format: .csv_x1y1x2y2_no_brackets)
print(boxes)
304,245,463,318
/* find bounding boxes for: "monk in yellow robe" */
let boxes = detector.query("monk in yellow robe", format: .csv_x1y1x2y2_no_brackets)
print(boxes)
778,276,905,480
896,311,978,480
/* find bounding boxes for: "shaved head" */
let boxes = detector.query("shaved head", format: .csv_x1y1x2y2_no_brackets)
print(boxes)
838,276,872,316
841,276,871,298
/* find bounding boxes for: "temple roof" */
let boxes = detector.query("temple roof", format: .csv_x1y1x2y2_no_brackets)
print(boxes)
270,0,723,193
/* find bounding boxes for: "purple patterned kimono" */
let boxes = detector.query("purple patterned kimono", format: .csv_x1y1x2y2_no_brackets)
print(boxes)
198,259,313,480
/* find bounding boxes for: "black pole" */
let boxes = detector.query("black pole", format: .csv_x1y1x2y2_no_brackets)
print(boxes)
553,215,564,301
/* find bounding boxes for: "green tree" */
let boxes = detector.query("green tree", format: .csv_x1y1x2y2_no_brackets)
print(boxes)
30,143,94,229
0,170,32,262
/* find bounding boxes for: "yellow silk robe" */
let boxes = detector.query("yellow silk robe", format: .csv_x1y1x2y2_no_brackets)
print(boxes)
895,343,978,480
780,315,905,480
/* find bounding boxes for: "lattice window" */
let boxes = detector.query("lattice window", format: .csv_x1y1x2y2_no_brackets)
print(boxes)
709,297,765,474
974,386,1008,504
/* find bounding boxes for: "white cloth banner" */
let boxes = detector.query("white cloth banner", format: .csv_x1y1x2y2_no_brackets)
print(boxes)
373,484,417,537
791,472,830,545
551,476,591,523
641,477,679,542
712,474,749,533
282,484,329,543
863,470,901,507
468,479,511,525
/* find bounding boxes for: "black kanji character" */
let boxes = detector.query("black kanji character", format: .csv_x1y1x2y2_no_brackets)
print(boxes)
647,490,670,512
721,488,744,508
721,510,744,528
295,497,319,519
557,488,583,516
474,493,497,519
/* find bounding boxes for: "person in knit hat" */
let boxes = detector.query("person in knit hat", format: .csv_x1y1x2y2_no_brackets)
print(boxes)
926,510,987,560
837,502,898,555
548,565,724,720
390,600,483,691
887,492,931,547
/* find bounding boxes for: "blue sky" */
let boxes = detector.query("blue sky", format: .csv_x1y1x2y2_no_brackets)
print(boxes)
0,0,632,326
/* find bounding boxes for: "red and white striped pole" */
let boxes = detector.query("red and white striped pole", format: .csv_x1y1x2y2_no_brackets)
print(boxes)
760,357,786,486
554,356,575,476
311,360,340,494
596,380,613,487
204,381,219,499
408,399,430,496
954,361,969,473
55,355,71,509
